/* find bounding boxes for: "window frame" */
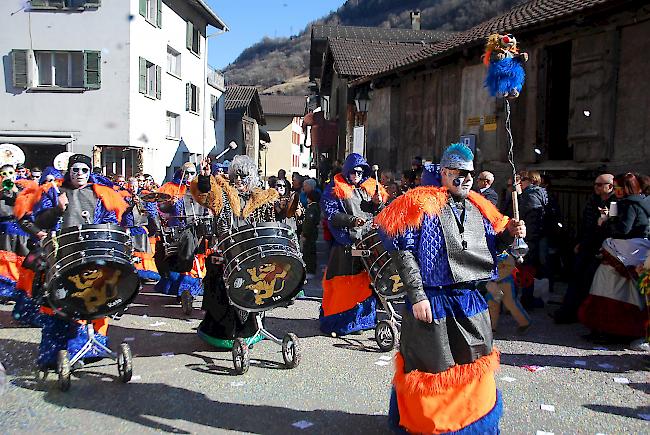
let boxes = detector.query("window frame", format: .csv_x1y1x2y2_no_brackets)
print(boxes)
166,45,181,78
34,51,84,89
186,82,200,115
166,111,180,139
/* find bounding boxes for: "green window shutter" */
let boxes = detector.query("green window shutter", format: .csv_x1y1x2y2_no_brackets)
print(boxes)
49,0,65,7
186,21,193,51
29,0,47,7
196,86,200,113
11,49,28,89
156,0,162,27
186,83,191,111
83,0,101,7
139,57,146,94
83,50,101,89
139,0,146,17
155,65,161,99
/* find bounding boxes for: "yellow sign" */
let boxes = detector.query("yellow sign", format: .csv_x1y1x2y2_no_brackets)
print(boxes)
466,117,481,127
484,123,497,132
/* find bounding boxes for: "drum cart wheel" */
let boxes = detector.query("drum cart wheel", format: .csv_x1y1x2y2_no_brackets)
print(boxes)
232,338,250,375
57,350,71,392
282,333,301,369
117,343,133,383
375,320,398,352
180,291,193,315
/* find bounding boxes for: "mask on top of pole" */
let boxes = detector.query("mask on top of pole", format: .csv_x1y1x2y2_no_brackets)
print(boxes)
483,31,529,262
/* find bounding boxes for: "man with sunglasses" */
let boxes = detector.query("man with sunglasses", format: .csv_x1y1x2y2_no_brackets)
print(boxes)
30,153,129,372
376,143,525,434
319,153,388,337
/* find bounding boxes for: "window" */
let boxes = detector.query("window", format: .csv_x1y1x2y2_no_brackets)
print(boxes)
12,50,100,90
186,83,200,114
210,95,219,121
186,21,200,55
166,111,180,139
139,57,161,99
99,146,139,178
139,0,161,28
29,0,101,9
166,46,181,77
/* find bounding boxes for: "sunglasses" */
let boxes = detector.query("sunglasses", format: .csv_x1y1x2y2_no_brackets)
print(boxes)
455,169,475,178
352,170,365,176
185,171,196,175
71,167,89,174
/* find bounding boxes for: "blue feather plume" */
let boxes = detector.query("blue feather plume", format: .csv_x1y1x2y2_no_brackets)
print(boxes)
446,143,474,161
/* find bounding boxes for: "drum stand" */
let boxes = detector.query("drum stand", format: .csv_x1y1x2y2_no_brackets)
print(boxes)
374,290,402,352
231,312,301,375
37,323,133,392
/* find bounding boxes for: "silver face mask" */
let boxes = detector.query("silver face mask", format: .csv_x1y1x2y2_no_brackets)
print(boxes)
70,162,91,188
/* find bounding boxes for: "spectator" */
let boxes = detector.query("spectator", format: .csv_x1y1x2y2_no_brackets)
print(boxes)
301,190,321,280
301,178,319,208
278,169,287,182
579,172,650,342
518,170,549,310
274,179,303,234
411,156,423,172
92,166,103,175
400,169,416,193
474,171,499,206
30,166,42,181
292,172,303,193
553,173,615,323
267,175,278,189
380,170,394,186
386,181,401,203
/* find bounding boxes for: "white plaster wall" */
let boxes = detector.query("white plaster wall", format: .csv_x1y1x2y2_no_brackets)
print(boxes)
129,0,212,182
0,2,131,154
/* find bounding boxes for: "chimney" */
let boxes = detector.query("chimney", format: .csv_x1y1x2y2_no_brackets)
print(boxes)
410,10,421,30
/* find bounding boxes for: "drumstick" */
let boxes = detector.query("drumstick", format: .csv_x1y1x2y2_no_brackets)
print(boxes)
372,164,380,198
46,174,60,194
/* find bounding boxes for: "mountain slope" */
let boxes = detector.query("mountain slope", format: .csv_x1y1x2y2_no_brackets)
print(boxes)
224,0,525,95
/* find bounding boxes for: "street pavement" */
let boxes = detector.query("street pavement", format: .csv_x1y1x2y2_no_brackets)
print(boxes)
1,278,648,434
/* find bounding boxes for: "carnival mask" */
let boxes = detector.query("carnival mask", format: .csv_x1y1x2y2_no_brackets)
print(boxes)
347,166,364,185
0,168,16,182
70,162,91,188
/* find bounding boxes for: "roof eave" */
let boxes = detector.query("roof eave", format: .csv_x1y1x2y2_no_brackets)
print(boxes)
194,0,229,31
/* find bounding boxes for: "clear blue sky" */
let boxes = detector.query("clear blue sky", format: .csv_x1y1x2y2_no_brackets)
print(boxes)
205,0,346,70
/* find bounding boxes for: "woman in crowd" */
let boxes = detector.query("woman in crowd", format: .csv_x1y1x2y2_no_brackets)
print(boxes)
579,173,650,342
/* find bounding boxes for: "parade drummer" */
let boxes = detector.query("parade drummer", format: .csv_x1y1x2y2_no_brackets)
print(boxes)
0,163,35,303
11,167,62,326
30,154,128,371
153,162,209,307
191,155,278,349
376,143,526,434
319,153,387,336
121,176,160,283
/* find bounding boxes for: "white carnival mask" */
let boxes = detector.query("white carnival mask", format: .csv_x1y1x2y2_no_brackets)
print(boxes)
70,162,90,188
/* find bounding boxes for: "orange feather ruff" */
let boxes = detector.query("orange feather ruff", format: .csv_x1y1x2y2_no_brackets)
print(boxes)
14,180,64,219
157,182,186,199
332,173,389,203
375,187,510,237
92,184,128,222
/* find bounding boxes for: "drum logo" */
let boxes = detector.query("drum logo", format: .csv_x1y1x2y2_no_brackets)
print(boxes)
67,266,122,313
246,263,290,305
390,274,403,293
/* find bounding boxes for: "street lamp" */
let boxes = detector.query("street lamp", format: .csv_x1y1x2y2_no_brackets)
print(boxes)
354,87,370,113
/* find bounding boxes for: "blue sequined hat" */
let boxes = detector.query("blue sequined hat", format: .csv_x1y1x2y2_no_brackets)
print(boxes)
440,143,474,171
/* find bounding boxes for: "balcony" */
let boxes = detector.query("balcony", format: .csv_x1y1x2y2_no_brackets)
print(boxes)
207,66,225,91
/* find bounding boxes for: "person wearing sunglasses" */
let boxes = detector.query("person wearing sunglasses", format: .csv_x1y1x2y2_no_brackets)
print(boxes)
319,153,388,337
29,154,129,372
154,161,209,314
192,155,280,350
376,143,525,434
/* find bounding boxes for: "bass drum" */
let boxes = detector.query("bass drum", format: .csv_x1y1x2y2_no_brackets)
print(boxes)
42,224,140,320
218,222,305,312
356,230,405,300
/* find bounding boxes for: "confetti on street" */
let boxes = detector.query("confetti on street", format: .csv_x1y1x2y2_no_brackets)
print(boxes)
500,376,516,383
522,365,548,372
230,381,245,387
573,360,587,367
152,332,164,336
161,352,174,357
597,363,615,370
149,321,166,327
375,360,390,366
613,377,630,384
379,355,392,361
123,337,135,342
540,404,555,412
536,431,554,435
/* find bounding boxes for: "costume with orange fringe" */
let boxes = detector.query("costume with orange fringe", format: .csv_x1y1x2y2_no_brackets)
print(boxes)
153,168,207,299
0,178,37,301
121,189,160,282
319,153,388,336
31,166,128,370
376,144,511,434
